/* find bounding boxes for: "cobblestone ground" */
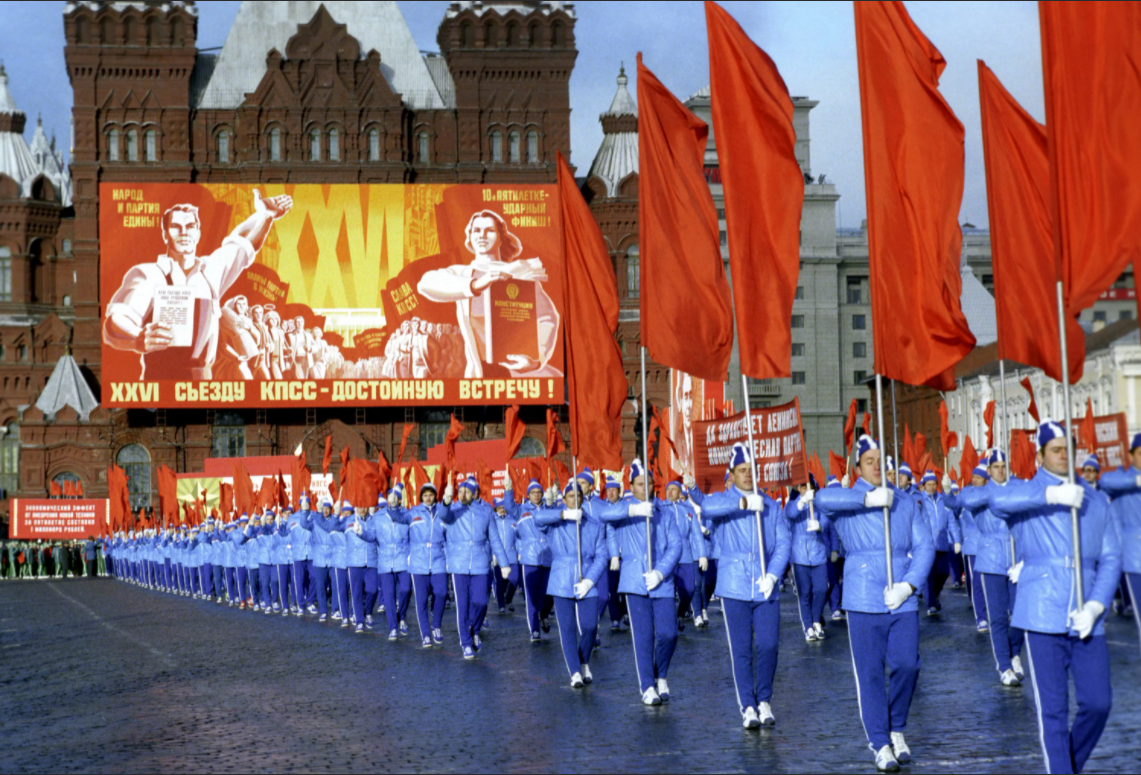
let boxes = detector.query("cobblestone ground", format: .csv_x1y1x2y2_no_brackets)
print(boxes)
0,576,1137,773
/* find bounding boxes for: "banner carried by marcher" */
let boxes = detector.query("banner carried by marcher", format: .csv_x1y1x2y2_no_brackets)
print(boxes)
1076,412,1129,470
100,183,566,408
9,499,109,539
690,398,807,493
669,368,724,479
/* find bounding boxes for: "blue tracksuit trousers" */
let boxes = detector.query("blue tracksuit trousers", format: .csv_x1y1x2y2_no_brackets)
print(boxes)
792,563,828,631
380,570,412,631
412,572,447,637
981,572,1024,674
674,562,696,621
452,572,490,649
626,594,678,693
553,596,599,676
965,555,987,624
846,611,920,752
721,596,780,714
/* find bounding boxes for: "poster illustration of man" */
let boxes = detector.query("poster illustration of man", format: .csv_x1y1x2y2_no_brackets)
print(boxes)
671,370,702,478
103,189,293,380
417,210,561,379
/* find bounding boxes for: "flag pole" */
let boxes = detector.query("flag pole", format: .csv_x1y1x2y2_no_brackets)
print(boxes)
1055,281,1084,609
875,373,895,587
640,347,653,571
740,374,768,578
573,452,582,583
999,359,1017,565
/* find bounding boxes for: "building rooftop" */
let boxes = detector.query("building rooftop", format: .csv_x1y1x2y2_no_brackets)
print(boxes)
35,355,99,422
0,65,70,204
587,66,637,198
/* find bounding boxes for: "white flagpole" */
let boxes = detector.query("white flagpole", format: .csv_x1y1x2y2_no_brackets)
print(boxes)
875,373,895,587
573,452,582,583
640,347,653,571
999,360,1017,566
740,374,768,578
1055,282,1084,609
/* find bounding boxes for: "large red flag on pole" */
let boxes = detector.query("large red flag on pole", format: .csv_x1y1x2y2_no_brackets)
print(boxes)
706,1,804,379
636,53,733,382
445,414,464,471
855,1,976,390
557,152,625,471
978,60,1082,384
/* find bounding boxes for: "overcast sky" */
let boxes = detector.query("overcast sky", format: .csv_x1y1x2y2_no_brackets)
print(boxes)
0,0,1044,228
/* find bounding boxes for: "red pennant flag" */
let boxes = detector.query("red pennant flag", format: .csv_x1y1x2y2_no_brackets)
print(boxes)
232,461,255,516
978,60,1083,384
50,480,62,498
706,1,804,379
475,459,494,505
1041,3,1141,339
526,458,544,491
220,482,233,518
76,480,85,498
902,425,916,471
1078,398,1096,455
321,435,333,476
637,52,733,382
557,152,626,471
1020,377,1040,424
861,413,871,438
277,470,289,510
1010,430,1036,481
137,507,146,530
913,433,928,467
938,400,958,459
960,436,980,484
376,451,391,497
546,408,566,461
398,423,415,464
553,459,571,491
828,450,848,482
843,398,858,454
983,401,996,450
856,0,976,389
445,415,465,471
338,446,351,496
327,477,339,505
291,451,311,511
504,405,525,461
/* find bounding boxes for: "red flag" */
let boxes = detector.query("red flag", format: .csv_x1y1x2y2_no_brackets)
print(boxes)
327,477,339,505
349,458,384,507
983,401,996,450
960,436,980,483
856,1,975,389
557,153,626,471
156,464,179,526
277,470,289,510
843,399,858,454
553,459,571,490
475,459,494,505
1078,398,1096,454
1041,3,1141,336
432,463,446,501
546,408,566,461
445,415,464,471
526,458,544,490
706,1,803,379
291,451,311,511
978,60,1083,384
321,435,333,476
916,452,932,482
829,450,848,482
76,480,85,498
902,425,916,471
50,480,62,498
1020,377,1040,424
398,423,415,463
938,400,958,458
637,53,733,382
376,451,391,496
861,413,871,438
503,405,525,461
1011,429,1037,481
232,461,255,516
108,465,130,533
913,433,928,467
220,483,233,518
338,446,351,496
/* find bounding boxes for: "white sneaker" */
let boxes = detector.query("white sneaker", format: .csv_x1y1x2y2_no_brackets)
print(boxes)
758,702,775,726
582,664,593,684
642,687,661,706
875,744,900,772
656,678,670,702
742,706,761,729
831,609,844,621
1000,668,1021,687
890,732,911,764
813,622,826,639
1011,655,1024,679
805,627,818,642
571,672,584,689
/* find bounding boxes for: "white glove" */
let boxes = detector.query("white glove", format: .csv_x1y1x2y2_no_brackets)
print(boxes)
698,557,708,572
884,582,914,610
444,482,454,502
1136,474,1141,489
545,486,558,506
387,493,399,508
574,579,594,599
841,474,851,488
628,501,654,518
691,502,702,517
609,557,620,572
500,566,512,580
953,542,962,554
1007,560,1023,584
830,550,840,563
353,522,362,535
1046,483,1084,510
503,476,513,492
739,493,764,511
942,474,953,492
806,517,822,533
683,474,696,490
798,489,815,510
1068,600,1106,639
562,508,582,523
643,570,664,591
864,487,894,509
756,573,778,599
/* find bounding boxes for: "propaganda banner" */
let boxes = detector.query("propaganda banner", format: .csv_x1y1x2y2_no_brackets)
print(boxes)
1078,412,1129,470
9,499,109,539
669,368,725,478
100,183,565,407
691,398,807,493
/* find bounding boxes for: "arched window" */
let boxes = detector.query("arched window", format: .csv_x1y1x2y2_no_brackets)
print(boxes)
269,127,282,162
107,128,119,161
116,444,151,511
490,130,503,163
626,245,640,299
551,20,567,48
76,16,91,44
461,21,476,48
310,129,321,161
170,16,183,45
0,423,17,498
484,21,499,48
211,412,246,458
328,128,339,161
528,22,542,48
217,130,230,164
527,130,539,163
368,128,380,161
123,16,137,45
0,247,10,302
100,17,115,44
144,129,157,162
146,17,160,45
126,129,138,162
507,22,521,47
418,132,430,164
514,436,545,459
508,131,521,163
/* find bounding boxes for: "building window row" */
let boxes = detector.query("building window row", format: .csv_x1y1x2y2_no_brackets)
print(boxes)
106,127,159,162
488,129,541,164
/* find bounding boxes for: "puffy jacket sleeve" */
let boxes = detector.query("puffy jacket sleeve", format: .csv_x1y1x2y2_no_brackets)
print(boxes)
783,493,810,522
902,498,935,591
701,491,744,522
534,506,562,528
945,502,962,544
1088,494,1122,611
988,479,1046,521
1099,467,1140,497
606,523,620,559
440,501,462,524
598,499,633,525
653,507,682,579
688,507,706,560
388,506,412,526
814,486,868,516
687,486,705,506
767,500,791,581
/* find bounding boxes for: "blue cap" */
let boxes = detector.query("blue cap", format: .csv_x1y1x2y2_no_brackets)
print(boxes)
562,481,580,497
920,471,936,485
239,515,249,523
972,465,990,480
1082,454,1100,472
856,435,879,461
950,482,960,492
459,477,479,494
666,479,683,491
321,499,333,510
729,442,752,469
724,470,731,483
989,449,1007,465
630,459,646,481
1131,432,1141,451
493,496,506,507
527,479,543,494
340,503,354,514
605,479,621,490
418,481,436,495
576,468,595,488
898,463,913,478
1037,421,1066,449
264,509,275,517
826,475,839,487
885,456,896,473
378,493,386,505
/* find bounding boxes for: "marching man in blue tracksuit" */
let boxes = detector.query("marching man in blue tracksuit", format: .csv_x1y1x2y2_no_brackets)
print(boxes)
784,475,831,642
363,486,414,641
406,482,450,648
814,435,934,773
1098,433,1141,652
441,476,511,659
700,443,791,728
917,470,960,616
507,479,555,641
598,459,681,706
535,481,608,688
990,421,1121,775
660,480,706,633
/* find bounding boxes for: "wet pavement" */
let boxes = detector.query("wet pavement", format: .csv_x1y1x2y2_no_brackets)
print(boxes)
0,576,1138,773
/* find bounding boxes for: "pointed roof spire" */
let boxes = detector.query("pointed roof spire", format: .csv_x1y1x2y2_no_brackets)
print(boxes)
0,62,19,115
603,63,637,118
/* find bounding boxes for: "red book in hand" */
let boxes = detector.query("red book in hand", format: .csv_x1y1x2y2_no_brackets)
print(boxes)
485,280,540,364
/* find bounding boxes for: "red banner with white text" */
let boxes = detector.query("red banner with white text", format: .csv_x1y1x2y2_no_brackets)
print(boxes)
9,499,109,539
691,398,807,493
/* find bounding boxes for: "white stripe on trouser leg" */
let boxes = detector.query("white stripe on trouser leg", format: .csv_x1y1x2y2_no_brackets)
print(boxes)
721,602,745,715
980,576,1002,675
452,574,464,648
795,569,810,632
411,575,426,638
1023,637,1054,774
554,601,573,676
353,569,363,624
628,597,645,693
845,622,873,752
522,564,534,636
1126,575,1141,655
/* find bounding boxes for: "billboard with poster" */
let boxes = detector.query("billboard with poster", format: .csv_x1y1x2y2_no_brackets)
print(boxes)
690,398,808,493
669,369,724,478
100,183,565,408
9,499,109,540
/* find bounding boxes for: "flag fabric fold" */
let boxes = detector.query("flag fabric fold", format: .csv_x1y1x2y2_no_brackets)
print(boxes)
938,400,958,458
504,405,526,462
1020,377,1041,424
